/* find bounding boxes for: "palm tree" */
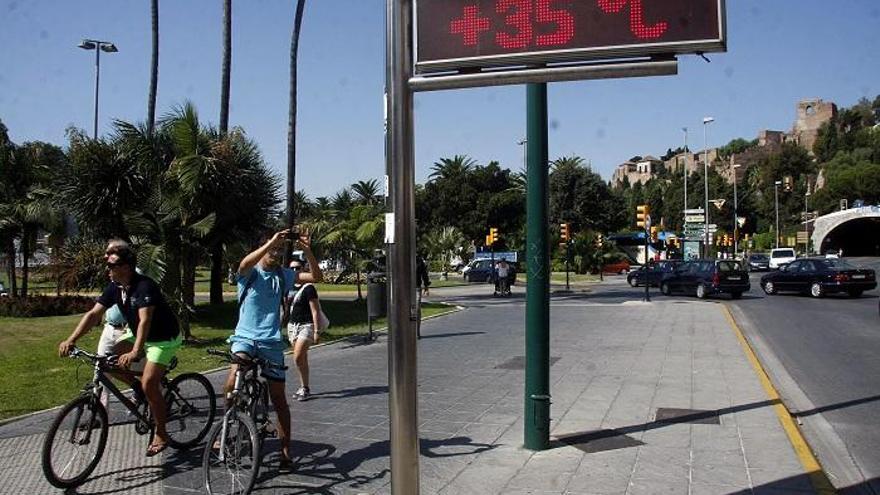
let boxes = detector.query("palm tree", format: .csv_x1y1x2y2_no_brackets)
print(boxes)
146,0,159,135
351,179,381,205
287,0,306,225
219,0,232,135
429,155,477,181
423,226,465,278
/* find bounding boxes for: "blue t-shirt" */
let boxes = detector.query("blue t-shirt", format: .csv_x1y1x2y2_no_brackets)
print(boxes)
235,265,296,342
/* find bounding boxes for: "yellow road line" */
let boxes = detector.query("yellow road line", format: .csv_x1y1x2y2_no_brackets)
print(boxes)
720,303,837,495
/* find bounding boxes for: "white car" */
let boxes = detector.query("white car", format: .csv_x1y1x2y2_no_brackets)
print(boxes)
768,248,797,269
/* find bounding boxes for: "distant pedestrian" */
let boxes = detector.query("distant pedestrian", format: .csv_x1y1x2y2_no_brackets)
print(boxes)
416,253,430,297
286,254,326,401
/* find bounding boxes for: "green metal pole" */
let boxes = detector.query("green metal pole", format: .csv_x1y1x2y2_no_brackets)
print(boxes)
524,82,550,451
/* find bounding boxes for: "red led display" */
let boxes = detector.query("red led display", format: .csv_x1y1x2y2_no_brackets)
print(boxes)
415,0,726,73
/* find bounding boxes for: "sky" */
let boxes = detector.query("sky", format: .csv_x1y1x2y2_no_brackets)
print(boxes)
1,1,879,199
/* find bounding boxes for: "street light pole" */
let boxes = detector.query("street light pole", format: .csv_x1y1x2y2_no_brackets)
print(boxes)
702,117,714,257
682,127,688,229
774,180,782,249
805,186,811,255
78,39,118,139
732,160,740,258
518,138,527,171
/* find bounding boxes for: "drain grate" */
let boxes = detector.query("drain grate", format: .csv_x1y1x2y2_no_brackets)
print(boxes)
654,407,720,425
553,429,644,453
495,355,560,370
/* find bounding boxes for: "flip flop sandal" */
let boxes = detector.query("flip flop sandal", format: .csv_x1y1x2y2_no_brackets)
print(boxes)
145,442,168,457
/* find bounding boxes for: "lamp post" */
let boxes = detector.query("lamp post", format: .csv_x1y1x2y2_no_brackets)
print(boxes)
805,182,811,255
78,39,118,139
732,160,740,257
682,127,688,229
517,138,527,170
774,180,782,249
702,117,714,257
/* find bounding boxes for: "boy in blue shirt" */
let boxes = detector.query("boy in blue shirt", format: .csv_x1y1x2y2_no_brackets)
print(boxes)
224,228,321,468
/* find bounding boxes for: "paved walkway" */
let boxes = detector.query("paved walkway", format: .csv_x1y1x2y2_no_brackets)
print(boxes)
0,284,819,494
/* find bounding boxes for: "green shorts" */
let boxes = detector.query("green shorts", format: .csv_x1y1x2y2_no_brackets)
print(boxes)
121,329,182,367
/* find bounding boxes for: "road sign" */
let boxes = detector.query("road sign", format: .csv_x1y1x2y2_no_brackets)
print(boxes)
797,231,809,243
684,208,705,214
736,216,746,227
685,214,705,223
414,0,727,73
710,199,726,209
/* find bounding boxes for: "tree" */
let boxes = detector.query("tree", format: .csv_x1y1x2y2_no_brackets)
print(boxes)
219,0,232,135
423,226,465,277
287,0,306,227
549,155,626,235
147,0,159,135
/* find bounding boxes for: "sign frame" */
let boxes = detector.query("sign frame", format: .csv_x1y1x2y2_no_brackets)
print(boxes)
413,0,727,74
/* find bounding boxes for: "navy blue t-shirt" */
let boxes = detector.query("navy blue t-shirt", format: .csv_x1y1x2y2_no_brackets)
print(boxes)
97,274,180,342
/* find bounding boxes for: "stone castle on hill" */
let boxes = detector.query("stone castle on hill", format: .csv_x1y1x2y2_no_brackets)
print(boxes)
611,98,837,188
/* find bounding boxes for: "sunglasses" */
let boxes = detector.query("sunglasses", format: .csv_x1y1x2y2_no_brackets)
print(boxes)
106,261,127,268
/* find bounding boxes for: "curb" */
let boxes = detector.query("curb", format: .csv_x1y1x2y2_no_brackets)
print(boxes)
720,303,837,495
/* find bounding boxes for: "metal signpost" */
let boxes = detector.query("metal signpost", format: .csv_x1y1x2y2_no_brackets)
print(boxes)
387,1,726,491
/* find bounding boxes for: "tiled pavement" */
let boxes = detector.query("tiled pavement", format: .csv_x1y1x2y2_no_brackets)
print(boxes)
0,287,817,494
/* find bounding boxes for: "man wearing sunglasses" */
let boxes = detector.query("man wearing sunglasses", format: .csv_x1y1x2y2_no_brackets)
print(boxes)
59,245,181,457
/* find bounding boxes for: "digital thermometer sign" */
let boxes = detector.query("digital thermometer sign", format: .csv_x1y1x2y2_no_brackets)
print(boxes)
415,0,726,73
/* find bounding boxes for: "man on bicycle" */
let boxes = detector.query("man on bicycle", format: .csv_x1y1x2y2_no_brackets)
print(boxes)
226,228,321,468
59,245,182,457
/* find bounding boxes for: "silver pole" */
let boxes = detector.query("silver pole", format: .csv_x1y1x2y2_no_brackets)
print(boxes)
703,118,712,257
774,182,780,249
682,127,688,239
386,0,419,493
732,159,738,257
93,47,101,139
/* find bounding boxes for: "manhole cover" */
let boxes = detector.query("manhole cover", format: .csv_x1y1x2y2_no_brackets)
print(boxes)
654,407,720,425
495,356,560,370
553,429,644,453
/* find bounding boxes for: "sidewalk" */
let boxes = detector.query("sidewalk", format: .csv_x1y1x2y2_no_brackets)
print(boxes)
0,291,819,494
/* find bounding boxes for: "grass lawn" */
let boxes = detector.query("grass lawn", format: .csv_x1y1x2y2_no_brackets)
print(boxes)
0,299,455,421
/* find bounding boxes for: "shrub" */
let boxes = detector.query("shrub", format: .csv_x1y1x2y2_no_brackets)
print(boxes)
0,295,94,318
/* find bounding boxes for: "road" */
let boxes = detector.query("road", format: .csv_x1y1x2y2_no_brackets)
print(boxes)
598,262,880,494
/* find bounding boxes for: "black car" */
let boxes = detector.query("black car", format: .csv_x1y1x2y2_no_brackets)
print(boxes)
746,253,770,272
660,259,751,299
627,260,681,288
760,258,876,298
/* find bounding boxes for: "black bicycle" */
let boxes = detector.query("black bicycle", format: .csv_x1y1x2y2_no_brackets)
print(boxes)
203,348,287,495
41,347,216,489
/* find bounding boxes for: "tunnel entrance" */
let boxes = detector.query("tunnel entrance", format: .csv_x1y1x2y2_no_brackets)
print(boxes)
820,217,880,256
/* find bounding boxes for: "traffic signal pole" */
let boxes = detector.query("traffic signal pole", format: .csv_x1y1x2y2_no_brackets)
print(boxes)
524,82,550,451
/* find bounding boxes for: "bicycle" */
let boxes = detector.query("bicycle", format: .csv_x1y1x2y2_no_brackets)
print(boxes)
41,346,216,489
202,348,288,495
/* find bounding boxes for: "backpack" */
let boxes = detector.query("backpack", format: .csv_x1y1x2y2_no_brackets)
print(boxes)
291,283,330,330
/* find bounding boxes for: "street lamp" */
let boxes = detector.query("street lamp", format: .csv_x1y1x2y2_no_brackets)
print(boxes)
774,180,782,249
78,38,119,139
517,139,527,170
682,127,688,229
805,180,812,255
732,161,741,257
702,116,714,257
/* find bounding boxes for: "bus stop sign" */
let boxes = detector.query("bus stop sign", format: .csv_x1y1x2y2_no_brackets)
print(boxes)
415,0,726,74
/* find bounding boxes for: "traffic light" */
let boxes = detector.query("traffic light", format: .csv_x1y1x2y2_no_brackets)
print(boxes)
485,234,491,246
596,233,604,248
636,205,650,229
489,227,499,245
650,226,658,242
560,223,570,242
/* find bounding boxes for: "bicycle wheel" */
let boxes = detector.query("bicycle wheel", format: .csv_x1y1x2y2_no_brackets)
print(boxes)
203,412,261,495
165,372,217,448
41,395,109,489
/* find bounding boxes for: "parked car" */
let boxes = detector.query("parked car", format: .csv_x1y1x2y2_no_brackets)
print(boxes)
760,258,876,298
660,259,751,299
627,260,681,287
768,248,797,269
602,260,631,275
462,258,517,285
746,253,770,272
0,282,7,297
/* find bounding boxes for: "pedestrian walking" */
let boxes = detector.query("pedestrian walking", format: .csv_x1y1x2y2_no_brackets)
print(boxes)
286,255,326,401
223,228,321,468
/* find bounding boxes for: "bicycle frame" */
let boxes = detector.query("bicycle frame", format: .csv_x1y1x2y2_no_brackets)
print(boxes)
217,359,268,462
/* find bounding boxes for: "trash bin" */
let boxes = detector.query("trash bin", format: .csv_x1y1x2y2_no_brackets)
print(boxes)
367,272,387,319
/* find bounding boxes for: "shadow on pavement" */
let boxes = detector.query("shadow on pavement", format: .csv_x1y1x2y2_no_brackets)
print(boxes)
64,466,165,495
793,393,880,418
419,331,486,340
308,385,388,400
